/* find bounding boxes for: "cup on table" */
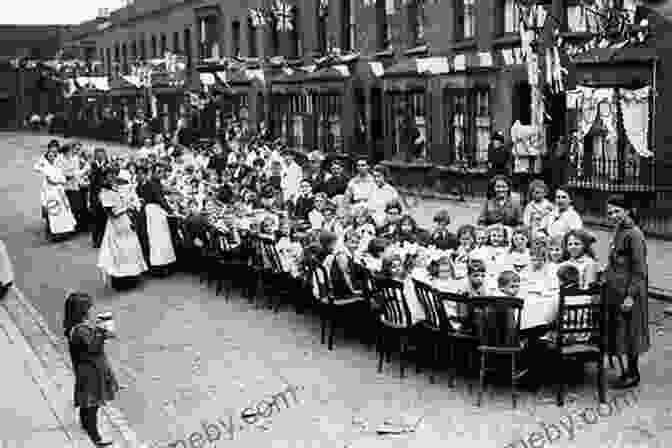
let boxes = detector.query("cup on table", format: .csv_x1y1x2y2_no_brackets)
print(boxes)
96,312,115,332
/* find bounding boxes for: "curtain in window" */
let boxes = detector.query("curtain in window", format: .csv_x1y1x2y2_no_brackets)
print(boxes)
620,86,652,158
463,0,475,38
504,0,519,33
475,90,490,164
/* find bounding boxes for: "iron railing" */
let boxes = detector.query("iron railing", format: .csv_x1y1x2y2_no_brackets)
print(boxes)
567,152,656,192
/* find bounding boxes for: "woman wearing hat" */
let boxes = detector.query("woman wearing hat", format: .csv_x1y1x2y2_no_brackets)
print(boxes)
604,194,650,388
97,167,148,290
63,292,118,446
34,147,77,240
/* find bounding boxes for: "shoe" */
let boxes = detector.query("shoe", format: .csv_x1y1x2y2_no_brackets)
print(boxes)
95,440,114,447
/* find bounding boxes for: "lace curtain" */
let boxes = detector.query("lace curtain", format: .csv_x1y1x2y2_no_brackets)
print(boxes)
619,86,653,158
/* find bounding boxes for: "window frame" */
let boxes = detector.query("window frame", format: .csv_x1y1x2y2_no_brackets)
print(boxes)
173,31,180,54
247,17,258,57
375,0,390,51
408,0,426,46
232,19,241,56
341,0,355,51
444,86,492,167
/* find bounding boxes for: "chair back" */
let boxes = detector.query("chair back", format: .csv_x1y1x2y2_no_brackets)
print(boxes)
307,262,331,302
413,280,447,331
259,236,283,273
355,262,377,306
439,291,476,335
372,276,413,328
470,296,524,349
557,284,603,346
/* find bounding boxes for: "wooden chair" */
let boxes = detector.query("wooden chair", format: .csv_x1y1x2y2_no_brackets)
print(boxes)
373,277,416,378
548,284,606,406
470,295,525,408
257,236,292,312
413,280,450,384
439,291,480,388
211,232,249,302
307,261,367,351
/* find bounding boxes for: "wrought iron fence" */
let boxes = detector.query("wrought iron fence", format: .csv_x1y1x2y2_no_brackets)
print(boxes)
567,152,656,192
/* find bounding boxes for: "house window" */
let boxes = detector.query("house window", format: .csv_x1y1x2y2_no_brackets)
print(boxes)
184,28,192,67
499,0,520,34
247,18,257,57
161,33,167,55
408,0,426,46
270,16,280,56
387,91,426,159
121,43,128,73
198,15,221,59
232,20,241,56
445,88,491,165
317,6,328,54
139,38,146,60
376,0,390,50
291,6,300,58
341,0,355,51
474,89,491,164
566,1,601,33
105,48,111,74
151,35,157,57
313,93,344,152
455,0,476,40
130,41,137,62
173,31,180,53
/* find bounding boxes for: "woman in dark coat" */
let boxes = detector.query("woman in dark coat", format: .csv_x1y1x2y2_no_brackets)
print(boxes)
63,292,118,447
604,194,650,389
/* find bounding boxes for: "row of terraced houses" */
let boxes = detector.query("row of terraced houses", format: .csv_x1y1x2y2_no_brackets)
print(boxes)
53,1,672,234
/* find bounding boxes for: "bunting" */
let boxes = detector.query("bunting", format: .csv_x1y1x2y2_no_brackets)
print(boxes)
249,8,267,27
272,1,294,31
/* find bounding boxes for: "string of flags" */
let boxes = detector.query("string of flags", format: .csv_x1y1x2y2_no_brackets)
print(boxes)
247,2,295,31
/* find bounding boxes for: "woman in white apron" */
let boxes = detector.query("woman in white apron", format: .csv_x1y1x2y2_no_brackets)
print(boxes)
97,168,147,290
34,149,76,240
136,164,176,275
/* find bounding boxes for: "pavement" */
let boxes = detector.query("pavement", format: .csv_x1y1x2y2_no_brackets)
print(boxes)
2,131,672,448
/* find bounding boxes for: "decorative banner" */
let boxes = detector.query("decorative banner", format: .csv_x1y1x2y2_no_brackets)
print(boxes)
249,8,267,27
273,1,294,31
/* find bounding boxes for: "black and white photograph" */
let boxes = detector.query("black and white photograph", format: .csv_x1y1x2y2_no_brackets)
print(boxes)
1,0,672,447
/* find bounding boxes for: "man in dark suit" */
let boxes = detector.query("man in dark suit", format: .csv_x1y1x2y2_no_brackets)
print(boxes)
89,148,109,248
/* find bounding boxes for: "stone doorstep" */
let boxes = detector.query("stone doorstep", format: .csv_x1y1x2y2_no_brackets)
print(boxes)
2,289,145,448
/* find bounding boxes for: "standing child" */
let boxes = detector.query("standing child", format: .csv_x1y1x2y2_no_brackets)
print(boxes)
523,180,554,238
484,224,510,279
562,229,599,289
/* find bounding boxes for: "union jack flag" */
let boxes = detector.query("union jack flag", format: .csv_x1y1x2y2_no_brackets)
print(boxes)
249,8,267,27
273,1,294,32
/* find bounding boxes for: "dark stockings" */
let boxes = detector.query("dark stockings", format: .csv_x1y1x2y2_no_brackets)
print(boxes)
79,406,102,443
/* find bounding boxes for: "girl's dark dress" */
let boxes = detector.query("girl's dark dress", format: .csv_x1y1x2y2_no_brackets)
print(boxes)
68,323,119,408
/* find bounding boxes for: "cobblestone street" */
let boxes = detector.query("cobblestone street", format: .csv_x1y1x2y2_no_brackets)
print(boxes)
2,133,672,448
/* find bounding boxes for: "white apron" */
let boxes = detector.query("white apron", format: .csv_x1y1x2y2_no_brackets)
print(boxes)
145,203,176,267
97,189,148,278
39,163,76,235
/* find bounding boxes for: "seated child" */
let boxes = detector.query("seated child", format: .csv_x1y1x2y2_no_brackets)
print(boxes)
276,220,304,278
496,270,521,297
452,224,477,280
428,209,459,250
501,226,531,276
308,192,328,230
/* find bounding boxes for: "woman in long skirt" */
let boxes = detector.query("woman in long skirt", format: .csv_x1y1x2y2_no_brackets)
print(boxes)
97,169,147,290
34,149,76,240
137,164,176,275
604,194,650,389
